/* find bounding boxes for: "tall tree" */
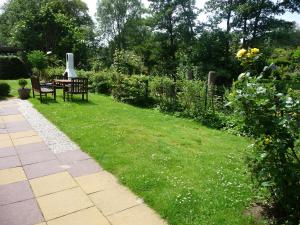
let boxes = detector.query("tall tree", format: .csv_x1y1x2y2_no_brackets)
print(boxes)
96,0,142,50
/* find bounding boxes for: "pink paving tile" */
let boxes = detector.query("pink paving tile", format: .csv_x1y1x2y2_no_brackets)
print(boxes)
0,107,20,116
56,150,91,163
0,147,16,158
15,142,49,154
0,181,34,206
0,156,21,170
23,159,65,179
66,159,102,177
19,150,56,165
0,199,44,225
5,121,32,133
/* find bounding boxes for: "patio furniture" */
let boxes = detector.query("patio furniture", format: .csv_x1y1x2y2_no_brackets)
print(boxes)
31,76,56,103
62,78,88,101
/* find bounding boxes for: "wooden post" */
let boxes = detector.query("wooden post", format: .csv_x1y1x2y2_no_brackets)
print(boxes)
206,71,217,111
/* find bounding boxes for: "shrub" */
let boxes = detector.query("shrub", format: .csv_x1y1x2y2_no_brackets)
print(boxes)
0,56,28,79
91,71,115,94
27,50,48,76
45,67,65,80
113,50,145,75
149,76,178,111
228,72,300,223
18,79,28,88
0,82,11,97
112,74,150,105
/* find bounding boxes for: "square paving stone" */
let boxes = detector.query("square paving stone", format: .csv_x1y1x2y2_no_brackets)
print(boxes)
108,204,167,225
30,171,77,197
0,147,16,158
0,199,44,225
13,135,44,146
47,207,110,225
0,167,27,185
15,142,49,154
67,159,102,177
75,171,118,194
19,150,56,165
1,115,25,123
0,107,20,116
5,121,32,133
35,223,47,225
89,186,143,216
0,139,13,148
0,180,34,205
56,150,90,163
24,160,65,179
0,155,21,169
37,187,93,221
0,133,10,141
9,130,38,139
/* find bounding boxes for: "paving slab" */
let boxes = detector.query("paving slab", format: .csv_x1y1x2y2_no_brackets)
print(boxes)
37,187,93,221
30,172,77,197
0,167,27,185
89,186,143,216
9,130,38,139
67,159,102,177
0,198,44,225
5,121,32,133
19,150,56,165
15,142,49,154
108,204,167,225
0,138,13,148
0,115,25,123
0,155,21,169
0,106,20,116
12,135,44,146
75,171,118,194
47,207,110,225
0,180,34,205
0,147,16,158
56,150,90,163
23,159,65,179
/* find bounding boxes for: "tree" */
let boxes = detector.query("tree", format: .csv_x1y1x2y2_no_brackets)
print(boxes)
0,0,94,68
96,0,142,50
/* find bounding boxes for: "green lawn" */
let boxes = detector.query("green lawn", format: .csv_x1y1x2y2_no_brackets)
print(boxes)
1,80,260,225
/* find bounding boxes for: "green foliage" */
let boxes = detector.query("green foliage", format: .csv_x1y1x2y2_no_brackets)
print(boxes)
0,56,28,79
27,50,48,74
45,67,65,80
112,74,150,105
149,76,178,111
0,82,11,97
112,50,145,75
18,79,28,88
228,75,300,223
90,70,115,94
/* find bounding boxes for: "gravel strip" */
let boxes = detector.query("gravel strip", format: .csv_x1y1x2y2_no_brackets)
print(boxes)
15,99,79,153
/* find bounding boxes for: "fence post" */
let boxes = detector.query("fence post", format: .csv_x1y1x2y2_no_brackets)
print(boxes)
205,71,217,111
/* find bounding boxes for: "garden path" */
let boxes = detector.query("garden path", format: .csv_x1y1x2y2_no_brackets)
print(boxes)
0,99,167,225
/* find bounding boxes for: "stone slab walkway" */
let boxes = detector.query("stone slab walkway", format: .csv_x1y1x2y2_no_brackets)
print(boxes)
0,99,167,225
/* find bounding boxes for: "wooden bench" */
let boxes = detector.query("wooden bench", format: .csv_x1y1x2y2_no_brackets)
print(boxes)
31,76,56,103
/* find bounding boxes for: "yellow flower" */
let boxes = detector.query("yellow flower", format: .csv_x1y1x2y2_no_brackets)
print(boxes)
246,52,252,58
264,137,271,145
251,48,260,54
236,49,247,58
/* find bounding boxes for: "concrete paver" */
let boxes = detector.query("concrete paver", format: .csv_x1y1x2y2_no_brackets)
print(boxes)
0,99,167,225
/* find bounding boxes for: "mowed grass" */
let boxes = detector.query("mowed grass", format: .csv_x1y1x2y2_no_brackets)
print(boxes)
1,80,259,224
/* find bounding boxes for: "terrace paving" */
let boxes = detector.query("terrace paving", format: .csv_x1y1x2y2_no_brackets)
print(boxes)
0,99,167,225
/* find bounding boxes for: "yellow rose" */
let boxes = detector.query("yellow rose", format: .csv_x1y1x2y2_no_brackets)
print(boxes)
236,49,247,58
251,48,260,54
246,52,252,58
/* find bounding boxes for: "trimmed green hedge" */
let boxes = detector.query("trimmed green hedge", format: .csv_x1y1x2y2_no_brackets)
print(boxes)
0,56,28,79
0,82,10,97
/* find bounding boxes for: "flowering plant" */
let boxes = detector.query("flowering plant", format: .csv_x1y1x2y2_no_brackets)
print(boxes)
236,48,263,76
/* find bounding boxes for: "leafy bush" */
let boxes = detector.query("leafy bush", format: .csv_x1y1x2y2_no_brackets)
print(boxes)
0,56,28,79
149,76,178,111
113,50,145,75
27,50,48,76
18,79,28,88
0,82,10,97
45,67,65,80
112,74,150,105
228,69,300,223
90,71,115,94
177,80,205,117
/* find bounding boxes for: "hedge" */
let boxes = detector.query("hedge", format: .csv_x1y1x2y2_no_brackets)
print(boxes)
0,56,28,79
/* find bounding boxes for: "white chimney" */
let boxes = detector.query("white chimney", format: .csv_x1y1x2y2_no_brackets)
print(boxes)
65,53,77,79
